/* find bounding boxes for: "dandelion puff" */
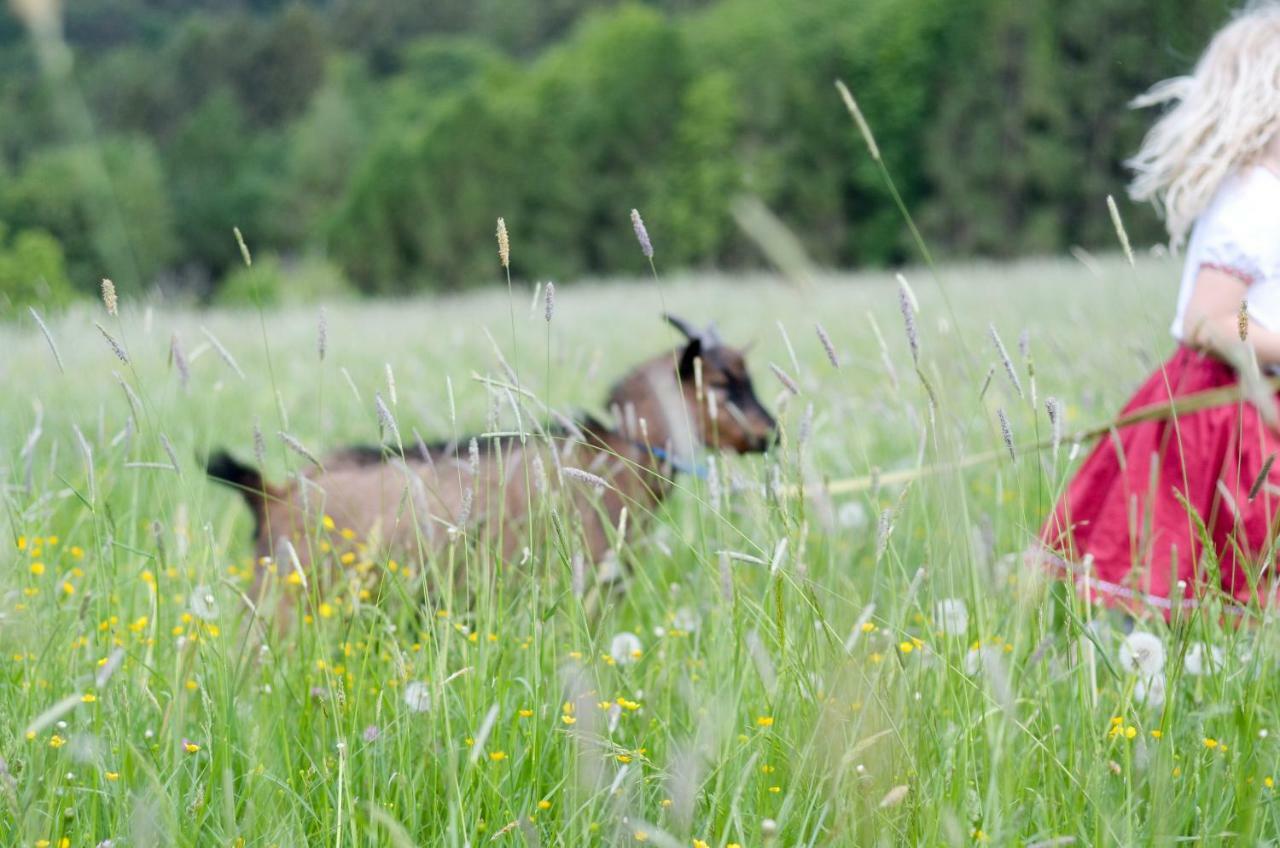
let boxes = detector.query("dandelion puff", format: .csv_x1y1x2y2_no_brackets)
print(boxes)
838,501,868,530
544,281,555,323
835,79,881,161
1118,631,1165,678
403,681,431,713
630,208,653,259
988,324,1023,398
362,725,380,743
897,282,919,365
815,322,839,368
189,585,219,621
1184,642,1224,676
169,334,190,390
563,467,610,493
95,322,129,364
934,598,969,636
101,278,118,316
496,217,510,269
200,327,245,380
278,431,321,467
233,226,252,267
252,421,267,467
1106,195,1134,266
672,606,701,634
997,409,1015,460
317,308,327,361
609,632,643,665
769,362,800,396
28,307,64,373
159,434,181,474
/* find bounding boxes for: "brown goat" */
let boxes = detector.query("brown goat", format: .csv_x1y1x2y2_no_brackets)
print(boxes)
207,315,776,611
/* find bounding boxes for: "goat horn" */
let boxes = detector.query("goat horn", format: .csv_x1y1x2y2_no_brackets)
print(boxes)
664,313,701,341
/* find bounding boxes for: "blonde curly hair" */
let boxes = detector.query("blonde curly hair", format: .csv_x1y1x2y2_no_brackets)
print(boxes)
1128,2,1280,246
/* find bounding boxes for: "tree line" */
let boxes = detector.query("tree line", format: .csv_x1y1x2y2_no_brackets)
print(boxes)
0,0,1230,309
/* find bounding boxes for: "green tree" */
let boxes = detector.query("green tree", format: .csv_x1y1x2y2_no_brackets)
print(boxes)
164,91,277,278
1,137,177,289
0,222,76,313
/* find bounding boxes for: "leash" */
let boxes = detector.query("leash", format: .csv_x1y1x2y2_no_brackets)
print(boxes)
785,372,1280,499
645,443,709,480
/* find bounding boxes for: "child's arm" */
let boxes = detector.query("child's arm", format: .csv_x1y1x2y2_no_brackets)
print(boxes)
1182,267,1280,367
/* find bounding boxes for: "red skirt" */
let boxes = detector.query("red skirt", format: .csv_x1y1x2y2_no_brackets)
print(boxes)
1041,345,1280,609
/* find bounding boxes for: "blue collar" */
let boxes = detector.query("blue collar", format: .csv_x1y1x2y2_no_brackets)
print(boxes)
643,443,708,479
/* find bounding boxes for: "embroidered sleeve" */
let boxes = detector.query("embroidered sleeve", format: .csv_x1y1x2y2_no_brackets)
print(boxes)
1194,183,1280,285
1198,241,1265,285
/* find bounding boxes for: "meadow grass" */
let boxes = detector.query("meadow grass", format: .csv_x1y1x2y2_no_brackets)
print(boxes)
3,253,1279,846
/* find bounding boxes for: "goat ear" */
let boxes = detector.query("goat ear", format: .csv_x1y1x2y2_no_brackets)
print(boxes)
665,313,701,341
678,337,703,379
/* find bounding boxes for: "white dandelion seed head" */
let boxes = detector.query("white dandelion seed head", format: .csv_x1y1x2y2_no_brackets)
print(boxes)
933,598,969,636
189,585,219,621
837,501,868,530
609,632,644,665
964,645,1003,676
403,681,431,713
1118,631,1164,678
671,606,700,634
1183,641,1224,677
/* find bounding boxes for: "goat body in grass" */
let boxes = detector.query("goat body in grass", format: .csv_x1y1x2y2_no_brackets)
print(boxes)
208,315,776,612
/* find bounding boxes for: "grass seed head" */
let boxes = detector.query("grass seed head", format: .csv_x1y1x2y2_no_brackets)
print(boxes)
815,322,839,368
496,217,510,269
101,278,118,316
988,324,1023,399
630,208,653,259
95,322,129,364
997,408,1015,460
28,307,64,373
835,79,881,162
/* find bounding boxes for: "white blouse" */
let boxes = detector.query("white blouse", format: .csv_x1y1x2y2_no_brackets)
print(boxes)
1171,165,1280,339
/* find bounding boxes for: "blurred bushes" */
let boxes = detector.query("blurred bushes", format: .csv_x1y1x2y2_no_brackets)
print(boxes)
214,254,356,308
0,223,74,312
0,0,1234,303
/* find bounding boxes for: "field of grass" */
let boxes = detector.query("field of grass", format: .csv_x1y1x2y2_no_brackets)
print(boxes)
5,252,1280,846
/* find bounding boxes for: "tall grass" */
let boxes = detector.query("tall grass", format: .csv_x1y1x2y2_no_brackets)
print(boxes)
3,254,1279,846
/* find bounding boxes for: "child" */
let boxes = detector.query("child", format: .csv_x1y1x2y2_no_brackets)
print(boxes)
1040,4,1280,611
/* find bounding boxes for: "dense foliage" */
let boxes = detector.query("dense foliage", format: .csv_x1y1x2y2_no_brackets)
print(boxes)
0,0,1231,302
